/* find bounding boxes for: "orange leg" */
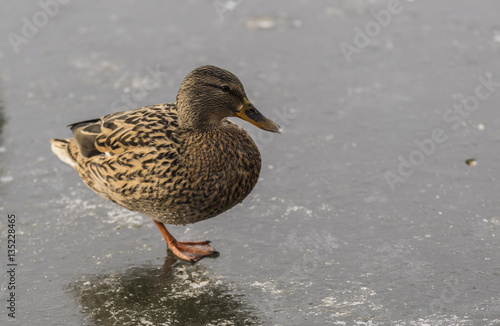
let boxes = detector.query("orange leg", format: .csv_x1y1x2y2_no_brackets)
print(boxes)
153,220,219,262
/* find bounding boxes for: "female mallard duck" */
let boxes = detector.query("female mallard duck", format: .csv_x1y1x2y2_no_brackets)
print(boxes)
51,65,280,262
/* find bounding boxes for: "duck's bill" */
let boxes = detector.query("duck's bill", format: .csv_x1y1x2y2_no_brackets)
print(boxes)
236,98,282,133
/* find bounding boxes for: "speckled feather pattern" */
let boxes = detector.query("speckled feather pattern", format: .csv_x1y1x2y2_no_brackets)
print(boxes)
58,103,261,225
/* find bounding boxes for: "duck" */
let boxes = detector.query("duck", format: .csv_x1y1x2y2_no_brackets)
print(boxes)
51,65,281,262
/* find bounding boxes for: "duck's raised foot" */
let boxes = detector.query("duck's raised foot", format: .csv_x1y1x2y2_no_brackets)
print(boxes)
169,240,219,263
153,219,219,263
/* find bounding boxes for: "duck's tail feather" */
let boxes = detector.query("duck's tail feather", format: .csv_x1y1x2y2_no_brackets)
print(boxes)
50,138,77,167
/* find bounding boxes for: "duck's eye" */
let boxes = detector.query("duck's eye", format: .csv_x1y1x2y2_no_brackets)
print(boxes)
220,85,231,92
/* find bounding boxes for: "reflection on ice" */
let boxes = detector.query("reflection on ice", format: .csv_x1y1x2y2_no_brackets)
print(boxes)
67,253,259,325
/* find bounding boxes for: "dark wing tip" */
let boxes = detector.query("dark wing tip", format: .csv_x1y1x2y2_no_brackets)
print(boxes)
67,118,101,133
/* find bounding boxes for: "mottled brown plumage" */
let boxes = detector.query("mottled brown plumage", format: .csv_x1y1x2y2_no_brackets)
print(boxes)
51,65,280,262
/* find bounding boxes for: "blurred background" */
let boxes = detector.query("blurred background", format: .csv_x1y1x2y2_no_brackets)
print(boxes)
1,1,500,325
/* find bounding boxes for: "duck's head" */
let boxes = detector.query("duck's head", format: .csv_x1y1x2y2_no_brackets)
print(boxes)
176,65,281,133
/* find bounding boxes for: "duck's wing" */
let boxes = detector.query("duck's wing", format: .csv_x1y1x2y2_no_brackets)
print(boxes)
69,104,178,158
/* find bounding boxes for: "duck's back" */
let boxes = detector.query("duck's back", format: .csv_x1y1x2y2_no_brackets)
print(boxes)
56,104,261,225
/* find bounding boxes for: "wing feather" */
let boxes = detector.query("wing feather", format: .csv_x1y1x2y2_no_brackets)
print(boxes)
69,104,177,158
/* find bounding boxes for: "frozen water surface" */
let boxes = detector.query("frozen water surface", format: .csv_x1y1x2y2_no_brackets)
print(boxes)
1,1,500,325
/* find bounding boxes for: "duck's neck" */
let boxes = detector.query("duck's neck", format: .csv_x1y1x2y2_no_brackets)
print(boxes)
176,103,226,133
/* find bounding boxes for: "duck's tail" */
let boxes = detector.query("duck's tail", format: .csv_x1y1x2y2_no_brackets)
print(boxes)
50,138,77,167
